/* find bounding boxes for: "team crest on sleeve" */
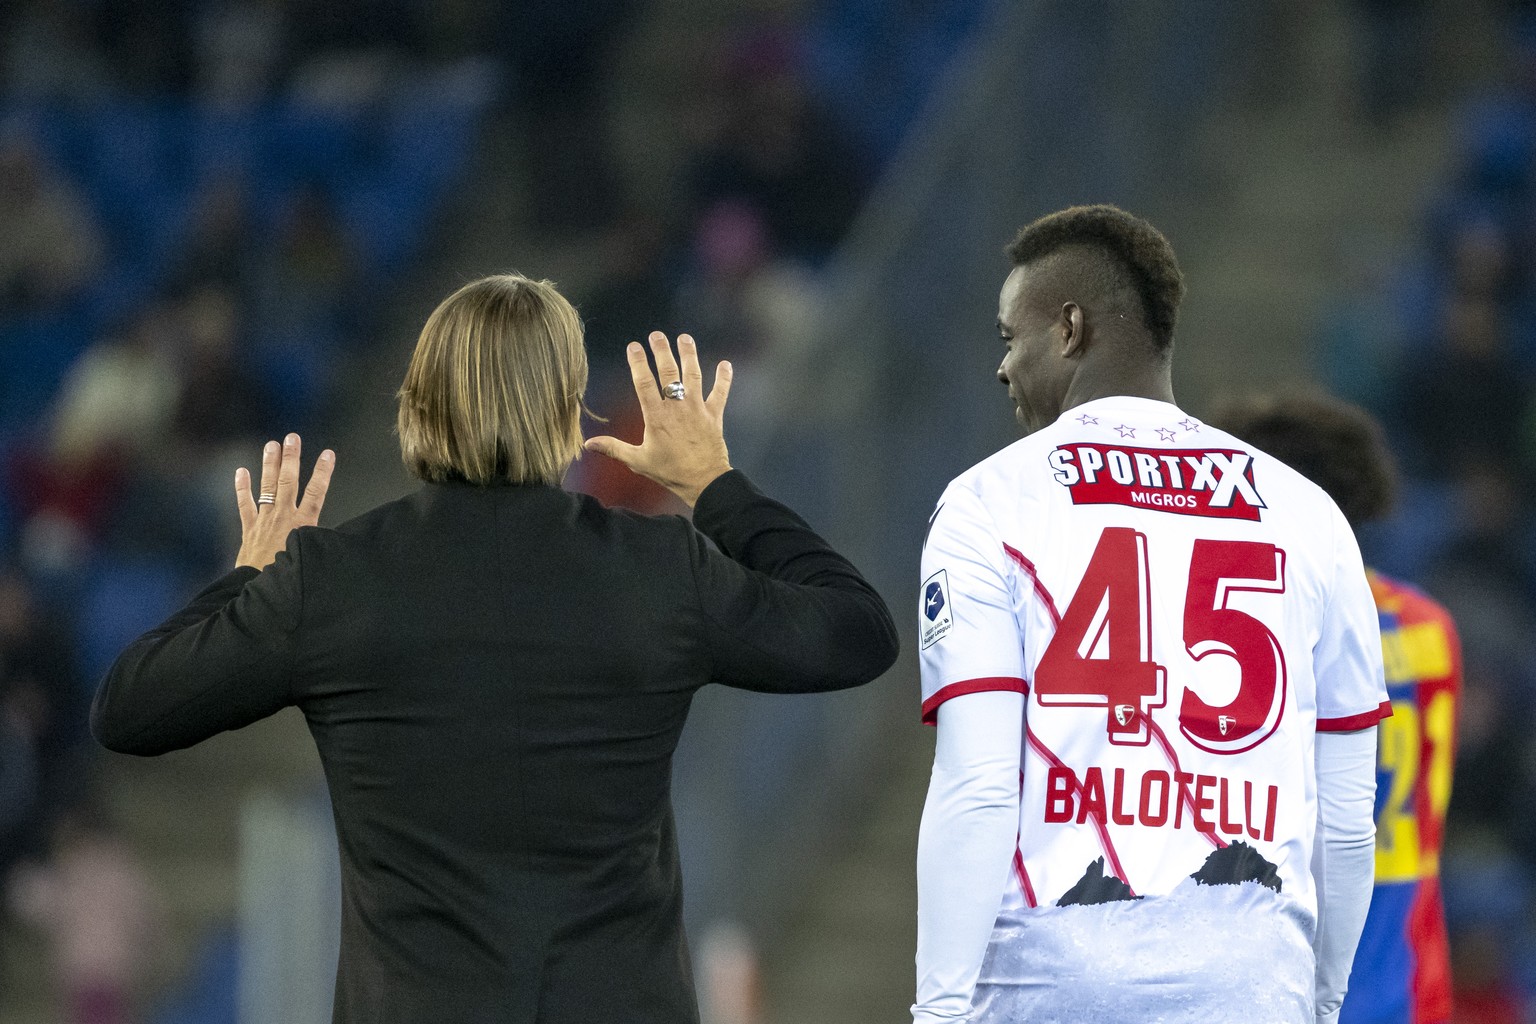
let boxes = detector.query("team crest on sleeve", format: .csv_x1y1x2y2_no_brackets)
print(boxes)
1047,444,1266,521
921,570,954,649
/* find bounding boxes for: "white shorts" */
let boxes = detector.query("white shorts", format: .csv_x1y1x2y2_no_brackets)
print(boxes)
970,879,1315,1024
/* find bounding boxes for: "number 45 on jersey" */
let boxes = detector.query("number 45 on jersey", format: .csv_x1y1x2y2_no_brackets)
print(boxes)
1034,527,1288,755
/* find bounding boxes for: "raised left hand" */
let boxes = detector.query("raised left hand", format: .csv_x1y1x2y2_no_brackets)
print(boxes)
234,433,335,570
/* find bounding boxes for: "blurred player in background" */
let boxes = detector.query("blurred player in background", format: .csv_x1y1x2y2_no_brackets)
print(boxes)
913,206,1388,1024
1212,395,1458,1024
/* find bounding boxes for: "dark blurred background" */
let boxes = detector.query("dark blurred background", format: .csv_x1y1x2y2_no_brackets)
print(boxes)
0,1,1534,1022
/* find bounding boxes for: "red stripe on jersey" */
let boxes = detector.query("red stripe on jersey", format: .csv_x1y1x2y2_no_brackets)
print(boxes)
1147,717,1227,850
921,676,1028,726
1025,728,1135,893
1410,873,1454,1023
1014,768,1038,908
1014,848,1038,908
1317,700,1393,732
1003,543,1062,626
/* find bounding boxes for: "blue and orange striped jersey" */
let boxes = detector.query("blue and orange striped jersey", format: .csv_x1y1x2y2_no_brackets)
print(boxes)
1339,570,1460,1024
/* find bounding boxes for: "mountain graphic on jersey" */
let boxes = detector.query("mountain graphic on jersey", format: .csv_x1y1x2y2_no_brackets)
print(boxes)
1057,856,1141,906
1048,444,1266,520
1190,840,1282,893
1055,843,1281,908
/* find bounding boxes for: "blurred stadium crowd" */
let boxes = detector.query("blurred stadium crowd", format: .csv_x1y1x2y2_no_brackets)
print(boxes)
1,0,1535,1022
1324,17,1536,1021
0,3,501,1017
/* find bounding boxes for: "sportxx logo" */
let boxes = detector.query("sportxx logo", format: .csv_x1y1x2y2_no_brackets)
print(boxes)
1048,444,1266,521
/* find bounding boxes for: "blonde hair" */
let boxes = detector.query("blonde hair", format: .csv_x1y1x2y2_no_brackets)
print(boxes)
397,274,587,486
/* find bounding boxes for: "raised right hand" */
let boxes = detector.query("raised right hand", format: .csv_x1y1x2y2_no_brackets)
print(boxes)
583,332,733,508
234,433,335,570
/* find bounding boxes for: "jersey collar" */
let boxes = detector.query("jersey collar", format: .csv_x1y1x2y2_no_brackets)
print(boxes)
1058,396,1186,423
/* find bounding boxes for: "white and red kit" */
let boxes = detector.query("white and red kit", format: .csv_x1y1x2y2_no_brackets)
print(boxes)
914,397,1388,1024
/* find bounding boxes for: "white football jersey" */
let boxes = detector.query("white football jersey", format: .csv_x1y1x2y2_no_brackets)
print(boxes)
919,396,1389,923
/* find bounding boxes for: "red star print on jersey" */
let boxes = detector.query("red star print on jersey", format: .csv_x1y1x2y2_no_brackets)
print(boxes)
1156,428,1178,442
1115,424,1136,438
1078,414,1099,425
1178,418,1200,432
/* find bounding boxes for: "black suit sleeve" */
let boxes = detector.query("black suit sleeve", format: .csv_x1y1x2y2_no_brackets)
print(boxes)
687,470,898,693
90,530,306,756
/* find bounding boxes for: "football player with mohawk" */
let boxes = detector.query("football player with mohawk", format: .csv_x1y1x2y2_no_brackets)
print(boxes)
913,206,1388,1024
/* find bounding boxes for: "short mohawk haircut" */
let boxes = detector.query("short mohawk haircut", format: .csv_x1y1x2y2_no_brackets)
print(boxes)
1006,204,1186,351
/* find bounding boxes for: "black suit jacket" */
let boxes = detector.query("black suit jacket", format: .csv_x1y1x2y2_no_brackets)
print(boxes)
92,470,898,1023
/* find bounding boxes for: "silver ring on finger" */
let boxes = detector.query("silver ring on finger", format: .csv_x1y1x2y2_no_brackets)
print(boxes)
257,493,277,506
662,381,686,401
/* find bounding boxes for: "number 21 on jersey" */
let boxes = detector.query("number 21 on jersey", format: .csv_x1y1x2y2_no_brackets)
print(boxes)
1034,527,1289,754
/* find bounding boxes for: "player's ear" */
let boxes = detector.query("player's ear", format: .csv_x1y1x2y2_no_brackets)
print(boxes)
1060,302,1086,357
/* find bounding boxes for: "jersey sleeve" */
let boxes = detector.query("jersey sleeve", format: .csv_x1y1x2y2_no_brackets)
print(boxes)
1311,727,1379,1020
919,484,1027,725
1314,507,1391,732
913,690,1025,1023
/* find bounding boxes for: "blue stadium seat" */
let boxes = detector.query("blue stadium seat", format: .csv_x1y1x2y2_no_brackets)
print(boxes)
76,556,190,690
1455,96,1535,197
13,104,94,186
188,109,262,183
806,0,992,163
0,438,15,556
338,180,426,277
1357,480,1459,583
148,927,240,1024
86,105,172,239
266,105,368,191
253,326,334,426
0,314,92,433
